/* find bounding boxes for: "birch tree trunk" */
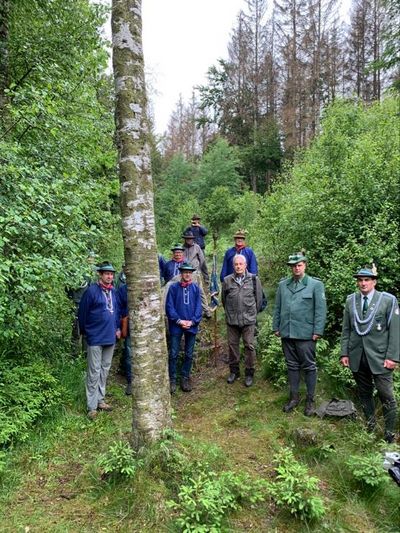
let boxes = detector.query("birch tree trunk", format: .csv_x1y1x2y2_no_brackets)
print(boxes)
111,0,171,449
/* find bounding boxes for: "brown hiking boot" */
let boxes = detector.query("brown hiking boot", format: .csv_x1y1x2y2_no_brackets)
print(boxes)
87,410,98,420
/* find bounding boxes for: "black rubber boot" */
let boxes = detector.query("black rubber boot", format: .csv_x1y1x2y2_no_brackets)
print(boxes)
304,395,315,416
181,377,192,392
244,368,254,387
283,394,300,413
227,365,240,384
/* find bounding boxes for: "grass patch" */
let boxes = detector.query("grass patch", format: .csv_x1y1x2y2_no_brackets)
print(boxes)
0,348,399,532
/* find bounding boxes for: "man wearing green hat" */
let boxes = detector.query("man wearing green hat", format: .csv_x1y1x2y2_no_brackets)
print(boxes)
165,262,203,393
340,266,399,443
273,252,327,415
163,244,186,283
78,261,121,419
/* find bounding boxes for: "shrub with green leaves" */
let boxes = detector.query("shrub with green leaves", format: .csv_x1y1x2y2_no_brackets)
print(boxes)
97,440,142,480
268,448,325,521
168,469,267,532
346,452,389,488
319,341,356,390
0,360,64,446
258,315,288,386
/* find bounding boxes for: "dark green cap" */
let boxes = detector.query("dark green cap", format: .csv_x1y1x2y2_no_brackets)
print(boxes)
178,262,196,272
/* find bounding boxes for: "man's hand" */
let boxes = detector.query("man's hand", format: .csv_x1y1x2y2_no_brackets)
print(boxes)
340,356,349,367
274,330,280,337
384,359,397,370
116,329,121,340
312,334,320,341
180,320,193,329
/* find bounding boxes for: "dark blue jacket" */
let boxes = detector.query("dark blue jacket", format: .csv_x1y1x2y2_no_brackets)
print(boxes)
78,283,120,346
166,282,202,335
220,247,258,282
184,225,208,250
117,283,129,318
163,260,184,283
158,254,167,282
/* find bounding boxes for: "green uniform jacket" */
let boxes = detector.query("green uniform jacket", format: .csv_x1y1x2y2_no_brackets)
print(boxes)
340,290,400,374
272,274,327,339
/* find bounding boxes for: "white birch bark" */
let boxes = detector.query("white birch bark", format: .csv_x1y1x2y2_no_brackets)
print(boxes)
111,0,171,449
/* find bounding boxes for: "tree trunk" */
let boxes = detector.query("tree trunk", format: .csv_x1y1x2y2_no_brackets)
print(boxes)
0,0,9,114
112,0,171,449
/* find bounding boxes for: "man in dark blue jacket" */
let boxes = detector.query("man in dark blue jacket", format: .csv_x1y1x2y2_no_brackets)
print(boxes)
184,214,208,250
166,262,202,393
78,262,121,419
220,230,258,282
163,244,185,283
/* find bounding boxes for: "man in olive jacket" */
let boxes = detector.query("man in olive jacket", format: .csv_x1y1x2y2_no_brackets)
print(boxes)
222,254,264,387
273,253,326,415
340,267,399,443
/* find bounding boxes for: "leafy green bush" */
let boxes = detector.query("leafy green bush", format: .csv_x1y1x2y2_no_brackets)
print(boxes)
268,448,325,521
168,469,267,532
97,440,142,480
346,452,389,488
258,315,288,386
319,341,356,389
0,360,64,446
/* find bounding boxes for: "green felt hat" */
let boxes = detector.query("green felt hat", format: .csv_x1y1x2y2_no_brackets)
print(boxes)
96,262,116,273
287,253,307,265
178,262,196,272
171,243,185,252
354,267,377,279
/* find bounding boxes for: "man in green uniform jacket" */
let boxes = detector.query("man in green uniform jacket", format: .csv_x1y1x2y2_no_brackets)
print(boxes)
273,253,326,415
340,267,399,443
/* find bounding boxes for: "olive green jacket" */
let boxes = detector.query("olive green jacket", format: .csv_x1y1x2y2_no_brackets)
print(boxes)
340,290,400,374
272,275,327,340
222,272,263,327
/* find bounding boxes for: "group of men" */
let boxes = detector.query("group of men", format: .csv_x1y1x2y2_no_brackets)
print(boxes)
272,254,399,443
75,217,400,443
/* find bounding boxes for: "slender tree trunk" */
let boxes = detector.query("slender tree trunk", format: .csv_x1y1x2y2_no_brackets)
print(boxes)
112,0,171,449
0,0,10,115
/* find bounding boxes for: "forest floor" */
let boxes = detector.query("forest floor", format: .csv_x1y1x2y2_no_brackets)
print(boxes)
1,325,400,532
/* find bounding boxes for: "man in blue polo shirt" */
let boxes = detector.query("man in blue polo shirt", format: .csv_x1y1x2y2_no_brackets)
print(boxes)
78,262,121,419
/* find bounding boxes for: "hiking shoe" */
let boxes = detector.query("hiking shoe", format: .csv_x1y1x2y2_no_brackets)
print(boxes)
125,383,132,396
244,375,253,387
98,402,113,411
384,432,395,444
283,395,300,413
227,373,239,384
181,377,192,392
170,381,177,394
87,410,98,420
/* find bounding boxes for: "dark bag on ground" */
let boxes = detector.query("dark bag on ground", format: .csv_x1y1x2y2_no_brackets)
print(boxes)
316,398,357,419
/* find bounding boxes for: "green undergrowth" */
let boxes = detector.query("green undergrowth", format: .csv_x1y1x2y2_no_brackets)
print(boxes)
0,350,399,532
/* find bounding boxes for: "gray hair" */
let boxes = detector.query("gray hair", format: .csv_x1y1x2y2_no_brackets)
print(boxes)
233,254,247,266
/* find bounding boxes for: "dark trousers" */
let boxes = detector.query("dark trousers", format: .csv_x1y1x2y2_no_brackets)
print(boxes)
282,338,317,397
227,324,256,375
169,331,197,382
352,353,397,435
121,335,132,384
